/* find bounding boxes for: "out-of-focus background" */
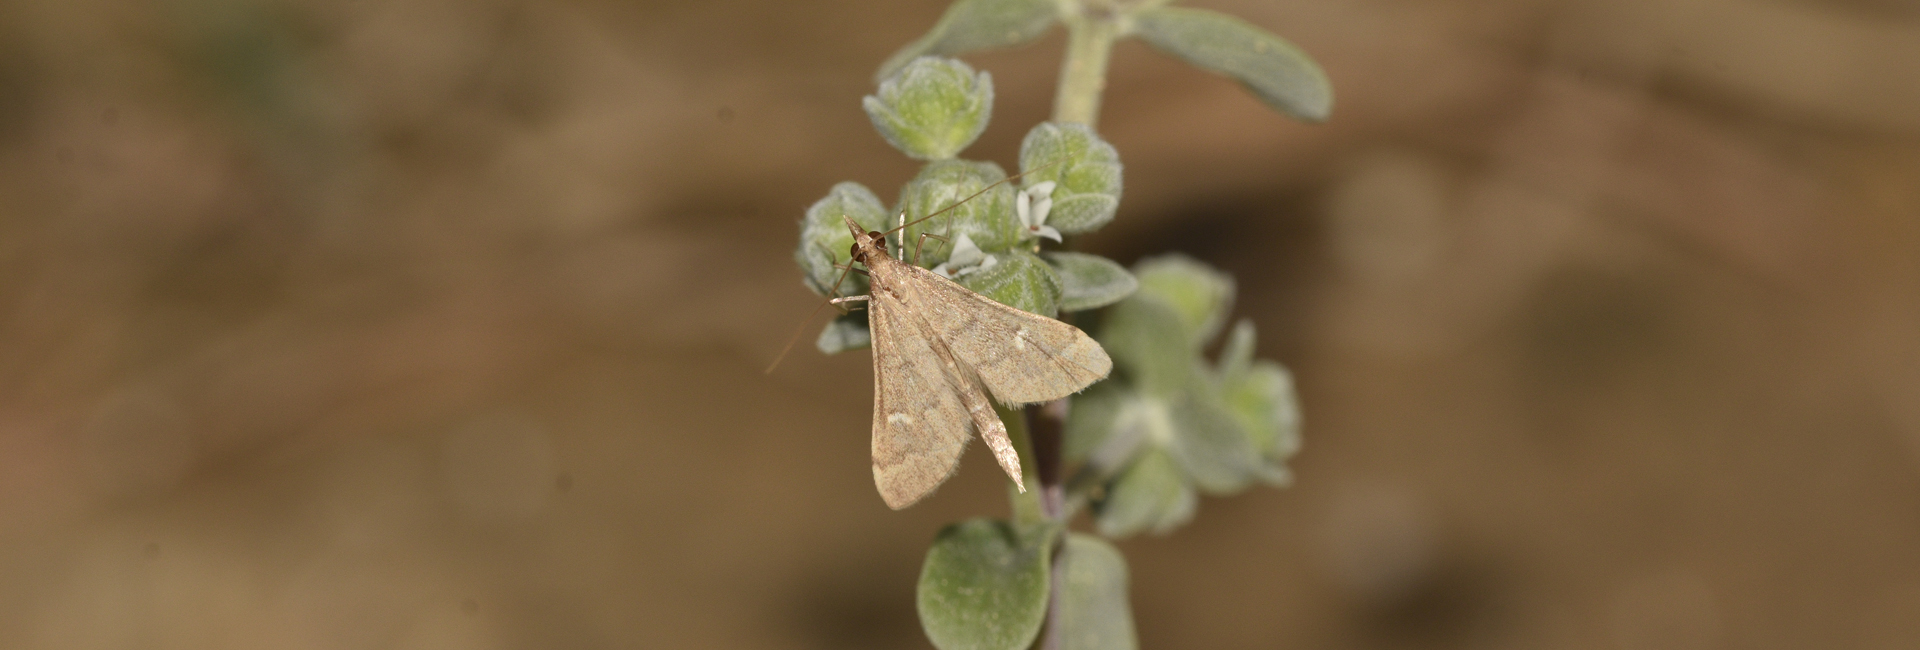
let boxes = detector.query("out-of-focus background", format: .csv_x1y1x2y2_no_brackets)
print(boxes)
3,0,1919,648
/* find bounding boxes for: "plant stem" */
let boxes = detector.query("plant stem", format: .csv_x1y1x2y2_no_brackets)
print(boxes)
1002,404,1047,524
1025,401,1070,650
1039,7,1123,649
1052,5,1119,126
1026,400,1068,518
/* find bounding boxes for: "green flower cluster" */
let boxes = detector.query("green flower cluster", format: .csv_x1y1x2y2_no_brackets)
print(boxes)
795,57,1133,353
1066,256,1302,537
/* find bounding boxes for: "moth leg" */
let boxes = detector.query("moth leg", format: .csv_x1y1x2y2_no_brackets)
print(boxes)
912,232,950,266
894,211,908,258
829,294,869,314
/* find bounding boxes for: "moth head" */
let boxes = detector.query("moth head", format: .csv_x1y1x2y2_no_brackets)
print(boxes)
842,214,886,262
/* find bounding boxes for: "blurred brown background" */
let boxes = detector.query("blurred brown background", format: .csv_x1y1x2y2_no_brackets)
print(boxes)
3,0,1919,648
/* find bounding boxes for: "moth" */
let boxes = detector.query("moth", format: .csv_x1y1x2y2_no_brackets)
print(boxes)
830,215,1112,509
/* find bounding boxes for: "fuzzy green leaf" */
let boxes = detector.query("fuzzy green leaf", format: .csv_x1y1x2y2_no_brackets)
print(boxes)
1214,319,1302,483
956,250,1062,318
1097,292,1195,397
1217,319,1256,381
898,159,1020,267
918,520,1058,650
1096,448,1195,538
816,312,872,354
1131,7,1333,123
866,57,994,160
1132,254,1235,348
1044,251,1137,312
1167,387,1263,494
1222,360,1301,484
1054,534,1138,650
797,182,890,296
1063,380,1128,464
1018,123,1123,234
877,0,1059,82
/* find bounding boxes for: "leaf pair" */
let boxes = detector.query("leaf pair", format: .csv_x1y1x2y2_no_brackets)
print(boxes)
919,520,1136,650
877,0,1333,123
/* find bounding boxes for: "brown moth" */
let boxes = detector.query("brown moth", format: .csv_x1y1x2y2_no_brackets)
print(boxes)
834,216,1112,509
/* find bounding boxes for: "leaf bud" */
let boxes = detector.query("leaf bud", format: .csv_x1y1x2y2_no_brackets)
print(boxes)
864,57,994,160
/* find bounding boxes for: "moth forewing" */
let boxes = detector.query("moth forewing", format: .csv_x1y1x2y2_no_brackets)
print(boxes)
867,281,975,509
902,267,1112,404
844,215,1114,509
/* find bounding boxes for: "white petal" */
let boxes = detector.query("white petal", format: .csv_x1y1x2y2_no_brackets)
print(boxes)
1031,196,1053,225
1035,225,1062,242
950,253,998,278
947,232,986,268
1029,181,1057,196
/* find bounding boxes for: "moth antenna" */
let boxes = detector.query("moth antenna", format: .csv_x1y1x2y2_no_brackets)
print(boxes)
767,241,864,375
883,155,1070,238
765,299,836,375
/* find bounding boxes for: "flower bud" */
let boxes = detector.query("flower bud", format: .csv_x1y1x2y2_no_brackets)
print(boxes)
896,159,1019,267
1018,122,1123,234
955,250,1062,317
796,182,889,296
1132,254,1234,348
864,57,994,160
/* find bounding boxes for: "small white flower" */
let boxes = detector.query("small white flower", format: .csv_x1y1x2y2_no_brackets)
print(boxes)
1016,181,1061,242
932,233,999,278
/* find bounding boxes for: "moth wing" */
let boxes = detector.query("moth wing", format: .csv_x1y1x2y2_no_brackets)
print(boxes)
868,288,976,510
902,266,1113,405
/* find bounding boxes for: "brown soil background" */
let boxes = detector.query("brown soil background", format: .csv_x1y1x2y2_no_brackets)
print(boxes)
3,1,1920,648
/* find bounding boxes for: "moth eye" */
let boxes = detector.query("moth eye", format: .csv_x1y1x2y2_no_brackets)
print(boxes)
867,231,885,241
848,241,862,261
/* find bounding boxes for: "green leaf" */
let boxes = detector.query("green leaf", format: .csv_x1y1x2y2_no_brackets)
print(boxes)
956,250,1062,317
1053,535,1138,650
898,159,1020,267
1167,386,1263,494
815,311,871,354
1213,318,1302,484
1217,319,1256,381
918,519,1058,650
1044,251,1137,312
1063,380,1128,465
1222,360,1302,481
1132,254,1235,348
1018,123,1124,234
877,0,1059,82
865,57,995,160
1096,292,1195,397
1130,7,1333,123
796,182,890,296
1095,448,1195,538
